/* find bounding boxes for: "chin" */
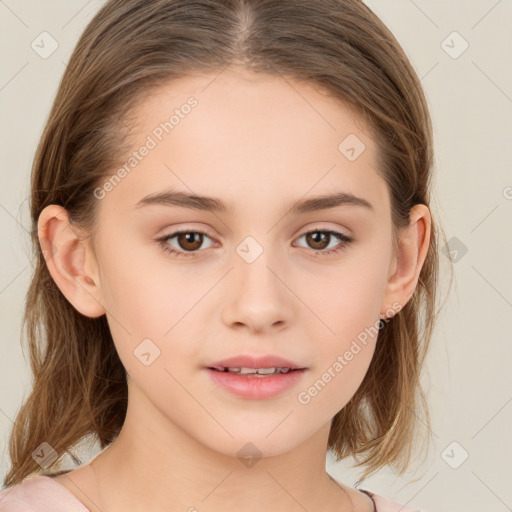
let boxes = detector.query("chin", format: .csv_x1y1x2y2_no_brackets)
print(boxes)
195,427,309,462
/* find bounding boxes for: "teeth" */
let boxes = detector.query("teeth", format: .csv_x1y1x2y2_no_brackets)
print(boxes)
255,367,277,375
239,367,258,374
216,366,293,375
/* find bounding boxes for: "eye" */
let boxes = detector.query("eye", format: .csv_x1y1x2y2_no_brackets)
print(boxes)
156,229,217,258
156,228,353,258
294,229,353,256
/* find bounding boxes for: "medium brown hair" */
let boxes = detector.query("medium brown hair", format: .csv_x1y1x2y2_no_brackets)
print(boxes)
3,0,451,487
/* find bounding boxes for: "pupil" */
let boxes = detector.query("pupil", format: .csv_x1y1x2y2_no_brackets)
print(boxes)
308,232,329,250
179,232,202,251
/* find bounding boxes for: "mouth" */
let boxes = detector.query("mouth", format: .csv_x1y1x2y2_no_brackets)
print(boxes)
206,354,307,373
204,355,308,399
207,366,303,377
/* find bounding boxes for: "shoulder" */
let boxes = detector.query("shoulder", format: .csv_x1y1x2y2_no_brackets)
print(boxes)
0,475,90,512
360,489,425,512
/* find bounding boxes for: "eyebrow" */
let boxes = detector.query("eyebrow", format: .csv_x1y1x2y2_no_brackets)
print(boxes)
135,189,374,214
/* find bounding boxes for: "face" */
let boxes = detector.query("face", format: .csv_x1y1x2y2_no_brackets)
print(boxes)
76,67,401,458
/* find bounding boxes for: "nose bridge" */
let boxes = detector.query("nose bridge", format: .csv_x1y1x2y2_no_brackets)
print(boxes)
221,232,293,331
235,232,284,294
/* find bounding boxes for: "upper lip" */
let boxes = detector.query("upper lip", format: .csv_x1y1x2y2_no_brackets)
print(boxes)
207,354,306,370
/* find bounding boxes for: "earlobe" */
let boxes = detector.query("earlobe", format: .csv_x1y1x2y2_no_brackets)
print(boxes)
380,204,431,317
37,204,106,318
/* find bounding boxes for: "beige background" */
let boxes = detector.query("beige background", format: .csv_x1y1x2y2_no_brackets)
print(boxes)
1,1,511,511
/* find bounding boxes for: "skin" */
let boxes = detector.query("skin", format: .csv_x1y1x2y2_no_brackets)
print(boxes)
38,66,431,512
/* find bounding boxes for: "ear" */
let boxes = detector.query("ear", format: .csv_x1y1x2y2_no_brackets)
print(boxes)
37,204,106,318
380,204,431,318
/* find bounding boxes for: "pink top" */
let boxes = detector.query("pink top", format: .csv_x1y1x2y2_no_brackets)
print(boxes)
0,474,424,511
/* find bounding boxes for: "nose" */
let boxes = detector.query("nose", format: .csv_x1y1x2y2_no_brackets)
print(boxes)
221,247,294,334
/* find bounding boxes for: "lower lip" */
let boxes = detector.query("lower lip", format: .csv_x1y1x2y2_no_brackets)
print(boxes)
205,368,307,400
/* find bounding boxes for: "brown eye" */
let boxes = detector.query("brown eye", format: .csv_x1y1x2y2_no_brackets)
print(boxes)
176,232,204,252
157,229,216,258
305,231,330,250
295,229,353,256
157,228,353,259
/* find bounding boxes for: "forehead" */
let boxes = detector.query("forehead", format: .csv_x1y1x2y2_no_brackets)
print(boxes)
131,66,371,149
101,66,389,219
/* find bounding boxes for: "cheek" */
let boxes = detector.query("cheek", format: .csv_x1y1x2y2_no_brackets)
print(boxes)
97,233,195,332
297,249,390,406
306,250,389,346
97,243,224,393
296,285,381,419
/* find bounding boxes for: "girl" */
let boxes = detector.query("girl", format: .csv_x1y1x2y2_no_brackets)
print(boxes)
0,1,449,510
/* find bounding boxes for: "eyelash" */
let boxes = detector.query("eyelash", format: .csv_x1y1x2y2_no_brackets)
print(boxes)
156,228,353,259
